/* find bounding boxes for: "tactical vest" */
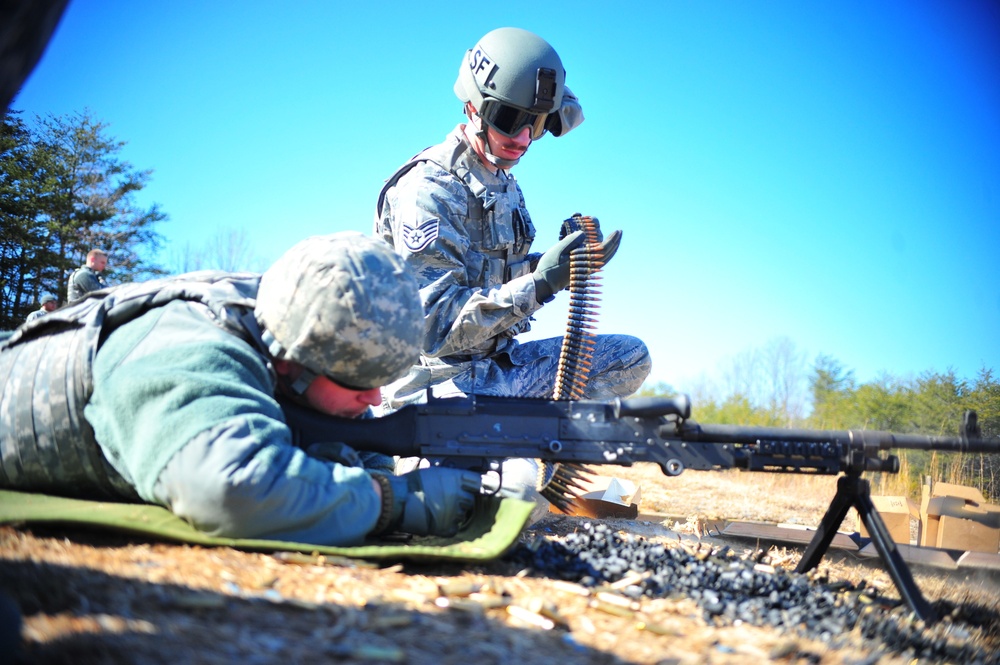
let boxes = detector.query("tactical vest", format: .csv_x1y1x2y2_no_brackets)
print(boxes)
0,272,262,500
376,132,537,348
67,266,107,304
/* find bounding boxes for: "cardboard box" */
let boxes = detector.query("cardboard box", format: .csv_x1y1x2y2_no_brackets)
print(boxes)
919,481,1000,553
858,495,919,544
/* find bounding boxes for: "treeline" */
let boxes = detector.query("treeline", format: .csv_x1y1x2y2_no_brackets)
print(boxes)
640,345,1000,500
0,109,167,328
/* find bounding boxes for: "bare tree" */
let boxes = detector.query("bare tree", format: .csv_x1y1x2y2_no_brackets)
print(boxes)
169,228,267,275
718,336,807,425
720,345,761,404
207,228,263,272
762,336,808,425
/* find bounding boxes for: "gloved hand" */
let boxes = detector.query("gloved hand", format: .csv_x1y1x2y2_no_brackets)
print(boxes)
375,467,481,537
598,229,623,265
533,229,624,303
305,441,363,468
532,230,585,303
560,212,603,243
480,458,551,526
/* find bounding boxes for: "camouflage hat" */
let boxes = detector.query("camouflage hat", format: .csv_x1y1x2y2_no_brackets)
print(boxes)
256,232,423,391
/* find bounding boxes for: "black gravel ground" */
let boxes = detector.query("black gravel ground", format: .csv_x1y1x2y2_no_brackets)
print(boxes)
506,521,1000,664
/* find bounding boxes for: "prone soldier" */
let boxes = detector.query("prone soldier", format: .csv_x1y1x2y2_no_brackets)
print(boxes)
0,232,481,545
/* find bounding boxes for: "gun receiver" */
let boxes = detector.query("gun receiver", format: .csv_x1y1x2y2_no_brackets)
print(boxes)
283,394,993,478
281,394,999,624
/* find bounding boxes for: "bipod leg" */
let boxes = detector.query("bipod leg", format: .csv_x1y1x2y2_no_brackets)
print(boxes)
852,476,937,623
796,474,856,574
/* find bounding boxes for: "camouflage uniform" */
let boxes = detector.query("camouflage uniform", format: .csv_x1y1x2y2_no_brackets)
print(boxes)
0,270,400,546
375,125,652,407
67,265,108,303
24,307,49,323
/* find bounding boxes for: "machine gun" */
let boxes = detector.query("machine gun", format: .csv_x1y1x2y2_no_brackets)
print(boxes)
282,393,998,623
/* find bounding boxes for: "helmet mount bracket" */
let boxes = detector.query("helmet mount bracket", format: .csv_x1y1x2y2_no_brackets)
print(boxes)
530,68,558,113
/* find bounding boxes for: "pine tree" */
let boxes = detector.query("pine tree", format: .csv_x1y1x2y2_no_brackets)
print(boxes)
0,109,167,328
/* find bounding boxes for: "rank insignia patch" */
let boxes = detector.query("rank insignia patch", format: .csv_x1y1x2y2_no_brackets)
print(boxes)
402,218,440,252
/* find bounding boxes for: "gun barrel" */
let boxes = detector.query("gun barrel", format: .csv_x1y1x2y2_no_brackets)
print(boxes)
884,432,1000,454
683,423,1000,454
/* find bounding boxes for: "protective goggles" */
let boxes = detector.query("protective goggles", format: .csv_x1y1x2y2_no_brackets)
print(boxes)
478,100,549,140
287,365,370,395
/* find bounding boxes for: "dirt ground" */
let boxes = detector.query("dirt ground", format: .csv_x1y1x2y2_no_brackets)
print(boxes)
2,465,999,664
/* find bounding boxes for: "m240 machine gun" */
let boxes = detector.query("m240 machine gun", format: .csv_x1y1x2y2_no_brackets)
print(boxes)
282,394,998,623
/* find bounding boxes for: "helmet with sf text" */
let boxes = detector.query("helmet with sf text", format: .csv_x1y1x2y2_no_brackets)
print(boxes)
256,232,423,391
454,27,567,140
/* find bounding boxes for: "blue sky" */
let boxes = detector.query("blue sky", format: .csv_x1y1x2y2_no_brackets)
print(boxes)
11,1,1000,394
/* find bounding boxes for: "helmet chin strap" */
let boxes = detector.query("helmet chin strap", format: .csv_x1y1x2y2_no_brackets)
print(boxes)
260,326,318,397
470,110,525,170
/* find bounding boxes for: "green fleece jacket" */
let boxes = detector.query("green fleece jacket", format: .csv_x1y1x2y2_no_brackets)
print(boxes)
85,299,384,545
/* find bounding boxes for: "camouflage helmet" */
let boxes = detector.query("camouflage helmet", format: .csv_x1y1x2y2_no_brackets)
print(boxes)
454,27,565,140
256,232,423,391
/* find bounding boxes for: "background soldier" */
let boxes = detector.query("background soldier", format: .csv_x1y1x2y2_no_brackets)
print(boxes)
67,248,109,303
24,294,57,322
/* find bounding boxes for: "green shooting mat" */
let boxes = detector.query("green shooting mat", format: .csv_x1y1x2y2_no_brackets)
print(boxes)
0,489,534,562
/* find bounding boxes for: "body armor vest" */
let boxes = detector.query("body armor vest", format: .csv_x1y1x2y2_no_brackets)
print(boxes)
67,265,108,303
0,272,261,499
377,133,538,346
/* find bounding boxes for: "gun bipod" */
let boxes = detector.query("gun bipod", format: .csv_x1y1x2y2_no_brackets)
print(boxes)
795,470,937,623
